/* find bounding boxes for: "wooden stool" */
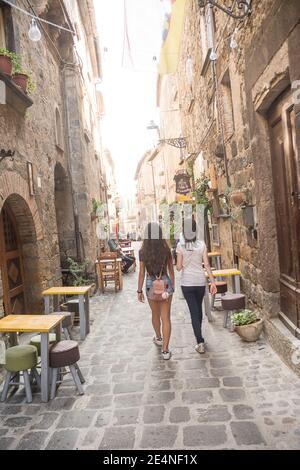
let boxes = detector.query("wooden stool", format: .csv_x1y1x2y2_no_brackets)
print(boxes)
1,345,40,403
49,340,85,399
210,281,228,310
221,293,246,329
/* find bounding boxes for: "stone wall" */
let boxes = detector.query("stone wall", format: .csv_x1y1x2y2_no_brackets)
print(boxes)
173,0,300,369
0,0,103,322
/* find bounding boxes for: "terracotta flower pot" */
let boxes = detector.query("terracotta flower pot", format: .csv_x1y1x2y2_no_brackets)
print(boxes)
12,73,28,93
234,318,263,342
230,191,246,207
0,54,12,75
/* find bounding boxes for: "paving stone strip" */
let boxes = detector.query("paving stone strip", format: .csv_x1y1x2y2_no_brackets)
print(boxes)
0,258,300,450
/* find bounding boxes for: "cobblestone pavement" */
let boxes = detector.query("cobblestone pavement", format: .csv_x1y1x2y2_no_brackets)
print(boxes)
1,254,300,450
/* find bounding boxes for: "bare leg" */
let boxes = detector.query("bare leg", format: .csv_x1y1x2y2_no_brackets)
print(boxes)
148,299,162,339
160,296,172,352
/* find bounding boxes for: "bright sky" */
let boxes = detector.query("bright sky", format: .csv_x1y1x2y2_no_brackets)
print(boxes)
94,0,166,198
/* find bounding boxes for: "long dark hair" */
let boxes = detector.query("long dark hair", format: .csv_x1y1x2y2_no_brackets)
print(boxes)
140,222,171,275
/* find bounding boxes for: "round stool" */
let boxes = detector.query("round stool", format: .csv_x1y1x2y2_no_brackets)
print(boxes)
49,340,85,399
30,333,57,356
209,281,228,310
221,293,246,328
53,311,75,340
1,345,39,403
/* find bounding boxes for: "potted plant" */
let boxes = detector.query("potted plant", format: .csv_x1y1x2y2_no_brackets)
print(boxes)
0,48,12,75
11,52,36,95
91,199,103,221
230,190,247,207
232,309,263,342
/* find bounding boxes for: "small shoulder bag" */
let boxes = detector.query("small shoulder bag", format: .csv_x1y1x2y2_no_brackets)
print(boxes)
147,259,169,302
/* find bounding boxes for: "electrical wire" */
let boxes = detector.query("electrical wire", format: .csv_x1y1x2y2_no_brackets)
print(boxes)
2,0,75,35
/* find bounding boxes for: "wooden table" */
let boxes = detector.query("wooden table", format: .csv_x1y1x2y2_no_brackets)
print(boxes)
96,258,123,290
42,286,93,341
208,251,221,270
203,268,242,321
0,315,64,402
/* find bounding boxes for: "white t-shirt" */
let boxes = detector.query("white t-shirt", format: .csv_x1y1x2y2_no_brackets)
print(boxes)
176,240,207,286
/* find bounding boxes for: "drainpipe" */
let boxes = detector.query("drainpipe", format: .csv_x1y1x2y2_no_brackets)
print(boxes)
62,63,82,261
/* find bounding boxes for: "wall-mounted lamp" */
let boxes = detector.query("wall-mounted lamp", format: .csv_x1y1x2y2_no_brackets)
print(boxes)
147,121,187,149
198,0,251,20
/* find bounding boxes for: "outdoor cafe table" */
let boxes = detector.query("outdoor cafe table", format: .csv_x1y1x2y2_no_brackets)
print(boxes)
0,314,64,402
96,258,123,290
203,268,242,321
42,286,93,341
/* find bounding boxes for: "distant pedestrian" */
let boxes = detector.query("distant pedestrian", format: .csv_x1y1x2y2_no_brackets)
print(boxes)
176,218,217,354
137,222,175,360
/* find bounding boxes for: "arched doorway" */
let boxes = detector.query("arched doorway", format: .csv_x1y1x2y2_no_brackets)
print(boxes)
0,194,42,315
0,204,26,314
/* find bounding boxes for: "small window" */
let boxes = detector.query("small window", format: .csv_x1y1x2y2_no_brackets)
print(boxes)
0,7,6,48
55,107,63,150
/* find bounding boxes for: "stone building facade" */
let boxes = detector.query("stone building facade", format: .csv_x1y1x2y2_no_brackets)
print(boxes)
167,0,300,373
0,0,105,318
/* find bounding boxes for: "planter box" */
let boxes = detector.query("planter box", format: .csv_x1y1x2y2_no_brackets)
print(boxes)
12,73,28,93
0,54,12,75
235,318,263,342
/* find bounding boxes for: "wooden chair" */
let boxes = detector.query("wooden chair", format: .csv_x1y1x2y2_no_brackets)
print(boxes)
98,252,120,293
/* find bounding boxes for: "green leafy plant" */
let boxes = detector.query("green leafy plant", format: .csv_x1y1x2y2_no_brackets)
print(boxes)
66,257,90,286
10,52,36,95
0,47,12,57
92,199,104,214
232,309,258,326
193,175,211,207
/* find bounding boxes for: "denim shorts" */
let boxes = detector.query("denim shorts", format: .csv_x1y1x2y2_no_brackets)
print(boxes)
145,274,174,298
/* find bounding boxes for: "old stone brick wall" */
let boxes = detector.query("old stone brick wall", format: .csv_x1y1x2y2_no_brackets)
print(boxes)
176,0,300,324
0,5,68,317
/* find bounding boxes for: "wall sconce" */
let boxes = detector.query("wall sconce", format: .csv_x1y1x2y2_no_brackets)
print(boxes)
198,0,251,20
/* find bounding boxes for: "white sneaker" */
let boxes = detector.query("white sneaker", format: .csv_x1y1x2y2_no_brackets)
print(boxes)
153,337,163,347
162,350,171,360
195,343,205,354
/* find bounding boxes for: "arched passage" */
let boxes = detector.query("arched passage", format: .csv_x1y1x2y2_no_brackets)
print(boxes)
0,194,42,314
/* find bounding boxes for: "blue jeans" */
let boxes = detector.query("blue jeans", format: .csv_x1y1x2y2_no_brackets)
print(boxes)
181,286,206,344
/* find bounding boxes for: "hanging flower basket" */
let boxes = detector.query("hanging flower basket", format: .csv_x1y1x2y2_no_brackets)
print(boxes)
12,73,28,93
0,53,12,75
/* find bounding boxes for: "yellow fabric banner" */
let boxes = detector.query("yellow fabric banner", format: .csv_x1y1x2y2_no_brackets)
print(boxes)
158,0,187,75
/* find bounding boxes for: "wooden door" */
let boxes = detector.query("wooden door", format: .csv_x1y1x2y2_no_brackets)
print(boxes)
268,89,300,333
0,205,26,315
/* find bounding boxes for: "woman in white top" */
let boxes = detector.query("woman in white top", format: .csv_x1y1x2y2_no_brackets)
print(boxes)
176,218,217,353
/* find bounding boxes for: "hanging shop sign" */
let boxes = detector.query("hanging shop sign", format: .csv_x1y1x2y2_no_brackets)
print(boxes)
174,172,192,194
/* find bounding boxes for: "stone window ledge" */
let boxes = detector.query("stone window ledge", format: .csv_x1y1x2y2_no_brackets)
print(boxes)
0,72,33,114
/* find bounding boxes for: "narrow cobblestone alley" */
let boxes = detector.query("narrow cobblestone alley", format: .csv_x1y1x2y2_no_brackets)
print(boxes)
0,247,300,450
